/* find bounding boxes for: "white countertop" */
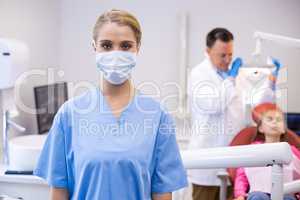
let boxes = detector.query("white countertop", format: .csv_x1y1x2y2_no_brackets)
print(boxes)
0,165,47,185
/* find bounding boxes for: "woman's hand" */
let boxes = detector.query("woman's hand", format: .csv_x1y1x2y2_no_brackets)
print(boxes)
50,187,69,200
234,196,246,200
152,193,172,200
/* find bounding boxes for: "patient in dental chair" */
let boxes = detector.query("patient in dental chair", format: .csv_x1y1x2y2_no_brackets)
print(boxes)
234,103,300,200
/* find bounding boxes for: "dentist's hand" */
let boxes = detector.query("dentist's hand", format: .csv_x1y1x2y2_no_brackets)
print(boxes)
228,57,243,78
269,57,282,81
269,57,282,90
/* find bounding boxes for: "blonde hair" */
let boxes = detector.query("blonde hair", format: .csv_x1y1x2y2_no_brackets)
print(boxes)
93,9,142,47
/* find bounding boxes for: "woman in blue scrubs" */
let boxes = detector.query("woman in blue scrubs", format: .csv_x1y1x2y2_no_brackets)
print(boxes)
34,9,188,200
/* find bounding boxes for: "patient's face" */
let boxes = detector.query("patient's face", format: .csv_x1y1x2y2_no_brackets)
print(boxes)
259,110,285,137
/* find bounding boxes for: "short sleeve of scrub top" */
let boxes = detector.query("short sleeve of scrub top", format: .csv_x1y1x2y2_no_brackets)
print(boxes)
34,104,69,187
34,88,188,200
151,111,188,193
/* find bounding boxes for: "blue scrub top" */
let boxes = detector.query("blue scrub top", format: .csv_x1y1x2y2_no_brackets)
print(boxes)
34,87,188,200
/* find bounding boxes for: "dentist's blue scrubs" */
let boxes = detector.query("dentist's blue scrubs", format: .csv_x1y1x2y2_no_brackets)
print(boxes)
34,87,188,200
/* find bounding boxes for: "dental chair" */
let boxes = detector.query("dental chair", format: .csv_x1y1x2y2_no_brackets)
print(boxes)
228,127,300,182
227,127,300,199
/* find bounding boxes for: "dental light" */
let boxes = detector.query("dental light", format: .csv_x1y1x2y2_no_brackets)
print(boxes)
254,31,300,56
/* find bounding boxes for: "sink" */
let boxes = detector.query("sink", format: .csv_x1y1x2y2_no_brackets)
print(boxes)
0,195,23,200
8,134,47,171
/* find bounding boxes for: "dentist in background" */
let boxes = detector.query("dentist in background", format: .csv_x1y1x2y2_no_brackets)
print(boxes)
34,9,187,200
188,28,243,200
187,28,283,200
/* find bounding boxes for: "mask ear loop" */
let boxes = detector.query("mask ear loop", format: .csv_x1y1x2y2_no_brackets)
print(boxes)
96,38,104,92
99,72,104,91
129,78,136,101
92,40,97,51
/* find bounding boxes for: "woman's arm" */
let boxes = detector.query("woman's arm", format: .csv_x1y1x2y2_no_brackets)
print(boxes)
50,187,69,200
152,193,172,200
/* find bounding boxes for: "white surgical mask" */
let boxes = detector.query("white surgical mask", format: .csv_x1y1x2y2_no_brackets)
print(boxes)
96,51,136,85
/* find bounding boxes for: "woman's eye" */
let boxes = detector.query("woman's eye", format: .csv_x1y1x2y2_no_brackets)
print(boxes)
120,42,132,50
100,42,112,50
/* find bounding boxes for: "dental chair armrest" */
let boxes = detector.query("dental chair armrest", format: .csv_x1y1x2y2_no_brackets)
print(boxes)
284,180,300,195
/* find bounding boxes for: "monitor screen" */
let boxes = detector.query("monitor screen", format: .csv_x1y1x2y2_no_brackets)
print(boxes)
34,82,68,134
286,113,300,136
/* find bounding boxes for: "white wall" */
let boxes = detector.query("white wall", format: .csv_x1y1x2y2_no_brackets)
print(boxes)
0,0,62,143
58,0,300,112
0,0,61,69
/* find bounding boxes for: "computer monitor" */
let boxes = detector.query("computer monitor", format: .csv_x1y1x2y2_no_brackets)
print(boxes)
34,82,68,134
286,113,300,136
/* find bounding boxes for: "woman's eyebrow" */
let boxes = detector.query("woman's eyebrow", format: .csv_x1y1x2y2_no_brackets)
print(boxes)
98,40,112,43
98,40,135,44
121,40,135,44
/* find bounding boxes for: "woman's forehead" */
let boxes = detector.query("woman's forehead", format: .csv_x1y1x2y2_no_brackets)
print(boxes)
96,22,136,42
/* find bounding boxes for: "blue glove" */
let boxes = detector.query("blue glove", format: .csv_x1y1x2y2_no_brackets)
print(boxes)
228,57,243,78
269,57,282,91
271,57,282,77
